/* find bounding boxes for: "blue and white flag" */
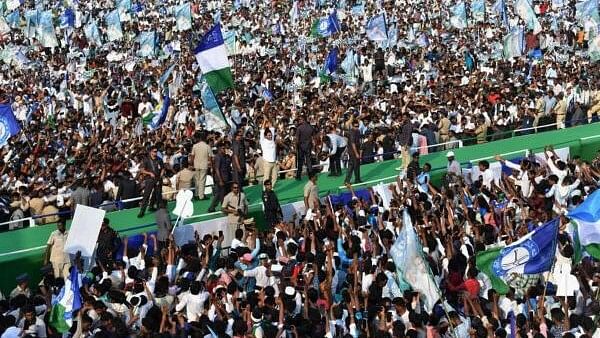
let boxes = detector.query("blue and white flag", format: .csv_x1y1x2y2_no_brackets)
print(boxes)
340,49,355,74
105,9,123,41
6,11,20,28
137,31,156,57
515,0,542,33
261,86,273,101
5,0,21,11
450,2,468,29
0,103,21,146
117,0,131,22
390,210,440,311
310,10,340,37
385,24,398,48
491,218,558,277
48,266,82,333
142,94,170,130
417,32,430,47
325,47,338,74
351,4,365,16
84,19,102,45
199,80,229,131
471,0,485,22
503,27,524,59
568,189,600,258
366,14,387,41
575,0,600,24
159,64,176,87
38,10,58,48
223,30,237,55
60,8,75,28
175,3,192,31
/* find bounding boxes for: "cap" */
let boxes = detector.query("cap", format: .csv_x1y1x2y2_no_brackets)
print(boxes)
446,151,455,157
16,273,29,283
258,253,268,260
284,286,296,297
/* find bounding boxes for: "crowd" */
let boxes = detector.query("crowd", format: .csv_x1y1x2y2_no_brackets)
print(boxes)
1,0,600,336
2,0,600,227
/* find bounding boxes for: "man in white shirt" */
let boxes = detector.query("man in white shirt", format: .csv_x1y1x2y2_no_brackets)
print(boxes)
326,127,347,177
175,281,209,322
259,120,279,186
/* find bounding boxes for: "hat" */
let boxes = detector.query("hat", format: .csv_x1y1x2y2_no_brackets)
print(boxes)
284,286,296,297
251,308,263,323
258,253,268,260
242,253,253,262
446,151,455,157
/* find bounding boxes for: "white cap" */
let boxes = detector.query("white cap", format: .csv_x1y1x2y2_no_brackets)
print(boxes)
446,151,455,157
284,286,296,297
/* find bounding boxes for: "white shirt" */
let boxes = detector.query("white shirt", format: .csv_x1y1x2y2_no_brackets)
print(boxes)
243,265,270,288
175,291,209,322
259,128,277,163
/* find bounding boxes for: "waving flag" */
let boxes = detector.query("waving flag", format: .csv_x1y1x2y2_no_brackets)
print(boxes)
223,30,237,55
0,104,21,146
341,49,356,74
117,0,131,21
310,10,340,38
471,0,485,22
175,3,192,31
159,64,176,87
503,27,524,59
390,210,440,311
289,1,299,25
590,35,600,62
24,9,39,39
515,0,542,33
137,31,157,57
48,266,82,333
568,190,600,259
575,0,600,24
477,218,558,294
194,23,234,93
366,14,387,41
6,11,20,28
60,8,75,28
84,19,102,45
143,94,170,130
385,24,398,48
105,9,123,41
351,4,365,16
450,2,468,29
200,80,229,131
38,10,58,48
0,17,10,36
325,47,338,75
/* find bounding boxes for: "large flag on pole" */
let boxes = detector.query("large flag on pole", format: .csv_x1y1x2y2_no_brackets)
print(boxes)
476,218,559,294
568,190,600,259
105,9,123,41
503,27,524,59
142,94,170,130
38,10,58,48
471,0,485,22
84,19,102,45
389,210,440,311
48,266,82,333
310,10,340,38
0,103,21,146
575,0,600,24
137,31,157,58
194,23,234,94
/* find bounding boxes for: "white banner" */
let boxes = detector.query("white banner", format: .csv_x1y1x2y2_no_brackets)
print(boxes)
64,205,106,257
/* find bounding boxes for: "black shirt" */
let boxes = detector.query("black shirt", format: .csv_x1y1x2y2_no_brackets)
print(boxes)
142,156,163,177
262,190,282,221
214,153,232,184
348,128,361,158
296,122,315,151
232,139,246,170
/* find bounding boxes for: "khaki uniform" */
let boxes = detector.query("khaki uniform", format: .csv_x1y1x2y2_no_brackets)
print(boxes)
47,230,71,278
553,98,567,129
191,141,211,199
176,168,195,190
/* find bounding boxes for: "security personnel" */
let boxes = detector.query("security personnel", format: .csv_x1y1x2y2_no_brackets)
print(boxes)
262,179,282,228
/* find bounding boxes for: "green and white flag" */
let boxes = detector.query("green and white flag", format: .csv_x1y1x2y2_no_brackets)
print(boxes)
568,190,600,259
48,266,81,333
194,23,234,94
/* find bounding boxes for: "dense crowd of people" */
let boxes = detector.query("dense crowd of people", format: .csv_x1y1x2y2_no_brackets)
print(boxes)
1,0,600,336
1,0,600,227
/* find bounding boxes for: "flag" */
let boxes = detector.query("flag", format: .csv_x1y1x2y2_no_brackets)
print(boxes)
567,189,600,259
137,31,157,57
194,23,234,94
0,17,10,36
5,0,21,11
351,4,365,16
48,266,82,333
450,2,468,29
590,35,600,62
159,64,176,87
576,0,600,24
0,103,21,146
417,33,430,47
515,0,542,33
199,80,229,131
117,0,131,22
105,9,123,41
340,49,355,74
38,10,58,48
289,1,299,25
223,30,237,55
60,8,75,28
471,0,485,22
366,14,387,41
310,10,340,38
503,27,524,59
389,210,440,311
325,47,338,74
476,218,559,294
24,9,39,39
84,19,102,45
261,86,273,101
175,3,192,31
142,94,170,130
6,11,20,28
385,24,398,48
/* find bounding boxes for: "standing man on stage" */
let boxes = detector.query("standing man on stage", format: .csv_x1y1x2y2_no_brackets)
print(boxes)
262,179,282,229
295,115,315,180
190,132,212,200
138,145,164,218
345,119,362,184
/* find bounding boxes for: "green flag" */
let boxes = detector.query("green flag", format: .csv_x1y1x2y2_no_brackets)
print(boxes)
475,247,510,294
